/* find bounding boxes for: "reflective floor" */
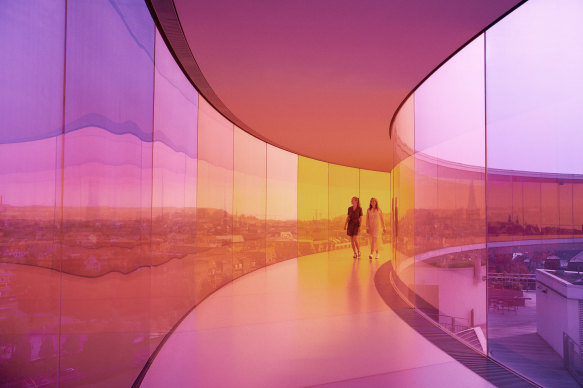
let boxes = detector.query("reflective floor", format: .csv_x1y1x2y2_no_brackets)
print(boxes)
141,248,494,387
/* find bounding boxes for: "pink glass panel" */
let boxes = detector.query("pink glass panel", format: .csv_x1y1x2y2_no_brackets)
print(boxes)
233,127,266,279
266,145,298,263
414,34,487,345
196,97,234,302
151,30,198,354
391,96,415,304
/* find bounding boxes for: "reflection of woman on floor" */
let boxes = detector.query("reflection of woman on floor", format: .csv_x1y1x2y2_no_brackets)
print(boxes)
344,196,362,259
366,198,386,260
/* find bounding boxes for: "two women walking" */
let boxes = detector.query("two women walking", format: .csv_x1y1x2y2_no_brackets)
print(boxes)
343,197,386,259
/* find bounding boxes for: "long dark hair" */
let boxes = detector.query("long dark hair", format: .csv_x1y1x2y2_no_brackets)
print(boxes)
352,196,361,211
369,197,379,210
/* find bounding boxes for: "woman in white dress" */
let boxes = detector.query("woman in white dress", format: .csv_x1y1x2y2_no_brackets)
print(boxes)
366,198,386,260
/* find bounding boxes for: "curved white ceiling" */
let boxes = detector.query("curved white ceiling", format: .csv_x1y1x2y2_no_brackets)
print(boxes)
170,0,524,171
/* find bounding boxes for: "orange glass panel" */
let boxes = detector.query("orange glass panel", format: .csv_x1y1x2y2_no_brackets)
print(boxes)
574,182,583,235
328,165,359,252
540,180,559,235
559,182,574,236
266,145,298,263
487,174,513,241
196,97,233,302
233,127,266,279
522,181,541,234
414,156,438,253
298,157,328,257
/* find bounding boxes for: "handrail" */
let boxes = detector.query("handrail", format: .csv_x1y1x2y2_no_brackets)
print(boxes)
563,332,583,385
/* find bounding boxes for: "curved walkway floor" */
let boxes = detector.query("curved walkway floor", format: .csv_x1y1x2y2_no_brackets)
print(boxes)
140,248,496,387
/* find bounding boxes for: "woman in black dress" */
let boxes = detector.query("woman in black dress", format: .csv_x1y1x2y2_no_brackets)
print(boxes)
344,196,362,258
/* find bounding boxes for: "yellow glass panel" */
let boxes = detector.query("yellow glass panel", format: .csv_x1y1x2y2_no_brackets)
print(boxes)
360,169,391,251
266,145,298,263
233,127,266,279
298,156,328,257
328,164,359,252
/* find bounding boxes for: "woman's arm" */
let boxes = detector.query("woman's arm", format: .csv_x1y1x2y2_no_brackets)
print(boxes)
366,210,370,233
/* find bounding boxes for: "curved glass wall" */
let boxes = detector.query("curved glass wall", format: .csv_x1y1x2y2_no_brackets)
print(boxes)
391,0,583,385
6,0,581,385
0,1,390,386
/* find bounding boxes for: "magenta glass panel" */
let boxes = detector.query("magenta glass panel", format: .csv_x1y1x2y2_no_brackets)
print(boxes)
0,1,65,385
151,30,198,353
266,145,298,263
486,0,583,384
196,97,233,303
412,36,486,351
233,128,266,279
61,0,154,385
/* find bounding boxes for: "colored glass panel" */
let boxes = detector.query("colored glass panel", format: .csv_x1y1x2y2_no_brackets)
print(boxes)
151,30,198,353
298,157,328,257
266,145,298,263
328,165,359,252
0,1,65,385
233,127,266,279
392,96,415,304
61,0,154,385
359,169,391,254
412,36,487,352
486,0,583,384
196,97,233,302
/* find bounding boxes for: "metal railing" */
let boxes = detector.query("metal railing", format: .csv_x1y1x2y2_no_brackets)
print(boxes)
488,272,537,291
563,332,583,385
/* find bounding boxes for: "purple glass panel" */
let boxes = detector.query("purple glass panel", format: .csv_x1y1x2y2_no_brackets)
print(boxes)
486,0,583,384
0,1,65,385
61,0,154,385
412,36,486,351
151,29,198,354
